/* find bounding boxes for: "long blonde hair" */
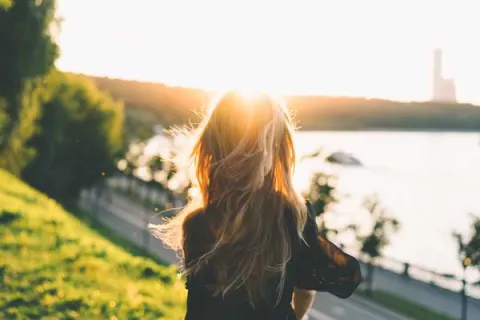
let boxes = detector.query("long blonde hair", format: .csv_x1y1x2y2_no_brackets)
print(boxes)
151,90,307,305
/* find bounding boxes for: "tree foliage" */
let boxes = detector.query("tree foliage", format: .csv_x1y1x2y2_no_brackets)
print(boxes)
303,170,339,239
0,0,59,174
89,75,208,128
122,141,146,179
22,72,124,203
301,149,344,239
453,215,480,271
124,107,155,143
358,196,400,260
307,172,337,217
355,196,399,295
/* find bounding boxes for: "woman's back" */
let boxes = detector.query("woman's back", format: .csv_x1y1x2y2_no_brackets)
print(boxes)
183,203,317,320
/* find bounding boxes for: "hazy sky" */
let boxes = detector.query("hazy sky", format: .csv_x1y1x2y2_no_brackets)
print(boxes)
56,0,480,103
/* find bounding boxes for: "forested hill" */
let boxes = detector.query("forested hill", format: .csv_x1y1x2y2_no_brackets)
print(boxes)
84,74,480,131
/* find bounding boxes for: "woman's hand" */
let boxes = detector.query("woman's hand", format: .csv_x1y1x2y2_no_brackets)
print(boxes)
292,287,316,320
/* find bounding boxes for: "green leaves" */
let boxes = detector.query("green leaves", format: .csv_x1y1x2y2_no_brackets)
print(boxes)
306,171,338,218
453,214,480,271
0,0,59,174
22,72,124,203
358,195,400,260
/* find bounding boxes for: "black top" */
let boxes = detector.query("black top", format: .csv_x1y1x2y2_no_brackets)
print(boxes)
183,202,362,320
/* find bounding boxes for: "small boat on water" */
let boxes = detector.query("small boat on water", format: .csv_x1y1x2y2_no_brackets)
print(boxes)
326,151,362,166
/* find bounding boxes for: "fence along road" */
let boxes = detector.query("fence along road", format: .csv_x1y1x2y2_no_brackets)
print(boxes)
79,189,412,320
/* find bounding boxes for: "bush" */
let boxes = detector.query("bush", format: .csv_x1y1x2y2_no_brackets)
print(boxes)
22,72,124,203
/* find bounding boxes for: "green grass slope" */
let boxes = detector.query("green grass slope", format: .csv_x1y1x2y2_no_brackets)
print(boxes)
0,170,186,320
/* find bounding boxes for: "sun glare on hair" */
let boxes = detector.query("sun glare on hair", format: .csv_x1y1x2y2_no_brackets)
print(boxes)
235,88,263,100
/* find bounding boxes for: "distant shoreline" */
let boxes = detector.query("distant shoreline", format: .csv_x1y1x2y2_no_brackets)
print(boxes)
296,127,480,133
86,75,480,134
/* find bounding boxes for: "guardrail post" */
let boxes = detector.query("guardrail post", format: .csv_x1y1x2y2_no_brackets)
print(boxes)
143,208,150,250
403,263,410,278
461,279,467,320
94,186,101,215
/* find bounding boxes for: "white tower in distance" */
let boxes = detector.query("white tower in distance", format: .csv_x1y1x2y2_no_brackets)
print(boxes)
432,48,456,103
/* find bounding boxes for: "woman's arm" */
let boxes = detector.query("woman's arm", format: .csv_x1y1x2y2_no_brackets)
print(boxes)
292,287,316,320
296,201,362,298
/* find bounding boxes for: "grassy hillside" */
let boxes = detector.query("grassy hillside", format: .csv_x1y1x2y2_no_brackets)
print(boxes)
86,75,480,132
0,170,186,319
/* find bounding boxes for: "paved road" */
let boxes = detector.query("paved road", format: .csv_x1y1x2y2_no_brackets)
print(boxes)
80,190,412,320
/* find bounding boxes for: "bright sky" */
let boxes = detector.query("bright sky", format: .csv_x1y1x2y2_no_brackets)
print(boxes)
56,0,480,103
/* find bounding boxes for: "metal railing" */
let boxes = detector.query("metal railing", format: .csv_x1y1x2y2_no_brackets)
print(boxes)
79,187,179,265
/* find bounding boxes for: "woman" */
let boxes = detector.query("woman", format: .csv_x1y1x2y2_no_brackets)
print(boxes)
152,91,361,319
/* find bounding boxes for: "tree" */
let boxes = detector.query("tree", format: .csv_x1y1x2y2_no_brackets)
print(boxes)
304,171,339,238
460,216,480,269
453,214,480,320
302,148,347,240
121,141,146,191
145,154,166,204
22,72,123,204
0,0,59,174
357,196,400,295
147,155,164,182
123,108,155,145
145,149,185,209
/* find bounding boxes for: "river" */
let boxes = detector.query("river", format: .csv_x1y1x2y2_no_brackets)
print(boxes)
147,130,480,285
293,131,480,283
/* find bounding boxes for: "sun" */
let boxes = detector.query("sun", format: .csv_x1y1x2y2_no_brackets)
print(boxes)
213,80,285,101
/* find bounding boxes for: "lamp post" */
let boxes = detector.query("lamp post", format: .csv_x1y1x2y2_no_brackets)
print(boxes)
461,256,471,320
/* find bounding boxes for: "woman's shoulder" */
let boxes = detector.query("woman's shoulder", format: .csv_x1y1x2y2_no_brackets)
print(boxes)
285,199,315,220
182,206,220,241
182,209,207,251
183,208,207,233
182,208,217,260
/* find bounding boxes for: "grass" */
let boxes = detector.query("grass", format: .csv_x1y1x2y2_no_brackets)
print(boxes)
0,170,186,320
357,290,456,320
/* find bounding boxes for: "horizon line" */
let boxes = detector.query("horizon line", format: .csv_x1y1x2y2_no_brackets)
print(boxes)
63,70,480,107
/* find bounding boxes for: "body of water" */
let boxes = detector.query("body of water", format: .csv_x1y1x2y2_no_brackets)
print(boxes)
293,131,480,283
146,130,480,287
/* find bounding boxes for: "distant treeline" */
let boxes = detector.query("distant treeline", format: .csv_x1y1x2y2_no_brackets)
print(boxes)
87,75,480,131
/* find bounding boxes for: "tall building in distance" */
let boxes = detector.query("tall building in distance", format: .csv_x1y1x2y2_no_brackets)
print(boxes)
432,48,456,102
